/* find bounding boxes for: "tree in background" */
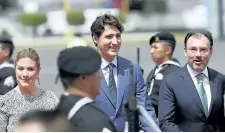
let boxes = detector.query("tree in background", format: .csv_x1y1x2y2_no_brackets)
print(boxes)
66,10,85,25
19,12,47,36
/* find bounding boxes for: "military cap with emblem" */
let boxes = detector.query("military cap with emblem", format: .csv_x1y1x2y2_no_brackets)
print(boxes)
149,32,176,48
57,46,101,79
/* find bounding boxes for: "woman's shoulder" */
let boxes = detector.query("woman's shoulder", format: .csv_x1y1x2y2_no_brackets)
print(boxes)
0,89,21,112
40,89,58,100
39,89,59,108
0,89,20,103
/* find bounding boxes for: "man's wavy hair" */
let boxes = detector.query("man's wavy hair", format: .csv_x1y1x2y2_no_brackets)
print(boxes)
90,13,124,46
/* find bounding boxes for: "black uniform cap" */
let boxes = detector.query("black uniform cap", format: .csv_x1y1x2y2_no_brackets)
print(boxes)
57,46,101,79
0,37,14,57
149,32,176,48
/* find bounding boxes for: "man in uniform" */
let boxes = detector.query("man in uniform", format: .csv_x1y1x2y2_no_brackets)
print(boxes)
146,32,181,117
56,46,117,132
0,37,17,95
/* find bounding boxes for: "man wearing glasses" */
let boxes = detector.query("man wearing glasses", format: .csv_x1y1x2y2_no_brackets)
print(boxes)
158,31,225,132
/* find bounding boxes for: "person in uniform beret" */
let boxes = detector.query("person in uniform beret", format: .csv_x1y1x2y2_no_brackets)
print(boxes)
146,32,181,117
56,46,117,132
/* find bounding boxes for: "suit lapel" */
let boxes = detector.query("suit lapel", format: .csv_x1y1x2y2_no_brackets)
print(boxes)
116,57,128,113
207,68,218,115
182,65,205,114
100,70,116,109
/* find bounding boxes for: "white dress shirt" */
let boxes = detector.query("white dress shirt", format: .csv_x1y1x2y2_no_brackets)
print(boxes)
187,64,211,110
101,57,118,87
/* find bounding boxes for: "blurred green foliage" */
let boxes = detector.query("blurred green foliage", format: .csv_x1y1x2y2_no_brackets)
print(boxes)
66,10,85,25
19,12,47,27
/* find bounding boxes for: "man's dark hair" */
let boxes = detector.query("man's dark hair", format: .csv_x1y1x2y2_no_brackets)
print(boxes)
160,41,176,56
19,109,73,132
184,31,213,49
0,37,14,58
90,13,124,45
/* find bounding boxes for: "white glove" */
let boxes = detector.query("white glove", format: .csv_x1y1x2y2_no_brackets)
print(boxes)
3,76,15,88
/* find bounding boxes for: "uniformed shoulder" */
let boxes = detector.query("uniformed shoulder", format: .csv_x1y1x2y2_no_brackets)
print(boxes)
168,64,181,69
74,103,116,131
0,62,14,69
0,67,15,76
163,64,181,74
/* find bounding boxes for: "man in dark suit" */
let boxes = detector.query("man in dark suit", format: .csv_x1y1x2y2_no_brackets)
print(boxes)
146,32,181,117
90,13,158,132
158,31,225,132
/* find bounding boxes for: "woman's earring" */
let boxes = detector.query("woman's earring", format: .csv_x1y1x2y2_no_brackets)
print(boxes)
38,77,40,85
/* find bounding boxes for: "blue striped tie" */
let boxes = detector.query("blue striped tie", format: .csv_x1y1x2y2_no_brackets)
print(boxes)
108,63,117,106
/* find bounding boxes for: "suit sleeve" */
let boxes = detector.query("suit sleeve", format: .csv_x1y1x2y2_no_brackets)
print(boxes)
158,76,182,132
219,77,225,131
134,64,158,132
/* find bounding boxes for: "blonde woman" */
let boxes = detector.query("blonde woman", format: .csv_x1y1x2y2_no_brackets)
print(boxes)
0,48,58,132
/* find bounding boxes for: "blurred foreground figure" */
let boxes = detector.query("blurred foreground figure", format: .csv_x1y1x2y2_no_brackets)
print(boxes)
0,37,17,94
146,32,181,117
56,46,117,132
159,31,225,131
16,109,73,132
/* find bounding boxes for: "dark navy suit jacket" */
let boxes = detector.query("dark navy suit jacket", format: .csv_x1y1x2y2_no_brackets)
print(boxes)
159,65,225,132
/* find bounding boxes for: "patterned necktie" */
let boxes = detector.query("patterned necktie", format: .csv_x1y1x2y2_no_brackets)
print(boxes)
196,73,208,115
108,63,117,105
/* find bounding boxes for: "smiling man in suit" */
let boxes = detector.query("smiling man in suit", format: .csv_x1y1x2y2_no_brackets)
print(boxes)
158,31,225,132
91,13,157,132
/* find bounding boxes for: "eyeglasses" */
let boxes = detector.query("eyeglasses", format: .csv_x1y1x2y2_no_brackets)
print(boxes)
186,47,210,55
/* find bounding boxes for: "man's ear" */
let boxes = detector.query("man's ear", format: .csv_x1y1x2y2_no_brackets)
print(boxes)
166,46,172,55
92,35,99,46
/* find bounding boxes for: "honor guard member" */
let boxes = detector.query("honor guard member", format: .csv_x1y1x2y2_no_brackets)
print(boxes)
56,46,117,132
146,32,181,117
0,37,17,95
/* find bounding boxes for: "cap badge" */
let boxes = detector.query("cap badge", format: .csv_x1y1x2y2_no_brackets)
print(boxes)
155,36,160,41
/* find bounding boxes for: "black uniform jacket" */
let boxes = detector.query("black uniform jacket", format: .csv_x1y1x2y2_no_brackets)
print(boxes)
57,94,117,132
